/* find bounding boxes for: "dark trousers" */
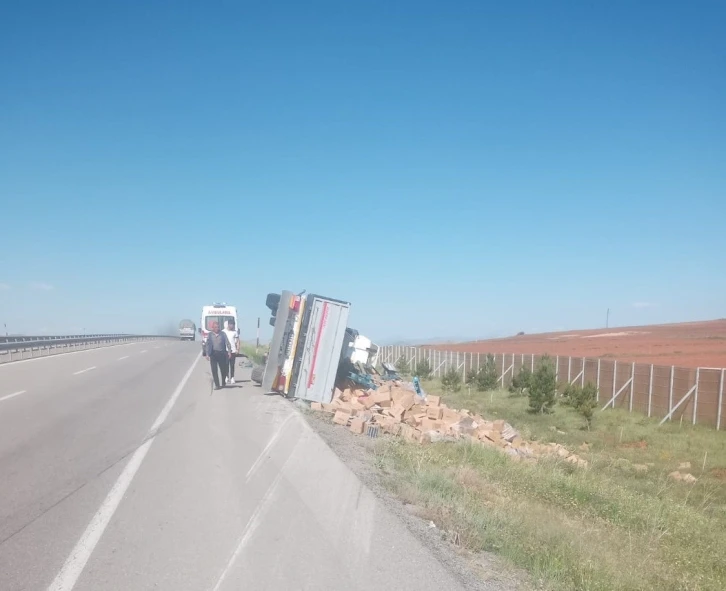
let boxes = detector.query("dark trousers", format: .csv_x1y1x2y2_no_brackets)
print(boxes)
228,354,236,379
209,351,229,387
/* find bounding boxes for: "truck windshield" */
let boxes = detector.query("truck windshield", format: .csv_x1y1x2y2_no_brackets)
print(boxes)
204,316,235,331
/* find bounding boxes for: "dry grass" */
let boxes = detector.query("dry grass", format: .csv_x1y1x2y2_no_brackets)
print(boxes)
373,381,726,591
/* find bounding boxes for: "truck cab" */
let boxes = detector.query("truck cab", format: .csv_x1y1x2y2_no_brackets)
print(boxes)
178,319,196,341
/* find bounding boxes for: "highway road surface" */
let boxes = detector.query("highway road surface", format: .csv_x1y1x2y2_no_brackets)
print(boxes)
0,341,468,590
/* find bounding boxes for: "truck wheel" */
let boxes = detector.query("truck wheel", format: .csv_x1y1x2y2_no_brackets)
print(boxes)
251,365,264,384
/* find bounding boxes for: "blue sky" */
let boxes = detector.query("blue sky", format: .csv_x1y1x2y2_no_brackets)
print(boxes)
1,0,724,341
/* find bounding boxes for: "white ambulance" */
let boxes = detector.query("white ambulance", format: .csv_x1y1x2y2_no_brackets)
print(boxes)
200,303,238,353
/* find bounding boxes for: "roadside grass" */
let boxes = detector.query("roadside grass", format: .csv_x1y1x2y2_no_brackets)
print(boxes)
239,343,266,365
373,380,726,590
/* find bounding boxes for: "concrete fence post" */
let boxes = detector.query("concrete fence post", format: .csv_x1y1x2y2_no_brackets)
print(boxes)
568,356,572,383
693,368,700,425
596,359,601,401
629,362,635,412
647,364,654,418
717,369,724,431
669,366,675,419
555,355,559,382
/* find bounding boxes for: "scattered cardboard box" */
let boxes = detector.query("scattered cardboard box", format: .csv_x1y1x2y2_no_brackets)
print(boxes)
421,418,443,431
372,391,392,404
333,399,353,412
350,399,366,411
349,419,366,435
442,408,460,425
333,410,351,426
360,396,377,410
399,393,415,411
484,430,502,444
426,406,443,420
310,379,588,469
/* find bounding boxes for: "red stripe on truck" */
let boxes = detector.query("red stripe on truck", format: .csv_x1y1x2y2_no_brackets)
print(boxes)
307,302,329,388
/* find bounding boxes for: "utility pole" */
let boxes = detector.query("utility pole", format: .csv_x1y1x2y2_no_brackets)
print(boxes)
606,309,610,329
256,317,260,350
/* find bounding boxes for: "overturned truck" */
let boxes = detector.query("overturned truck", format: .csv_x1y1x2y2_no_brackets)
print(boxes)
253,290,378,404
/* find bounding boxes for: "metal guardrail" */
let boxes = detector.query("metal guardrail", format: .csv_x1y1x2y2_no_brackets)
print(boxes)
0,334,174,363
0,334,130,344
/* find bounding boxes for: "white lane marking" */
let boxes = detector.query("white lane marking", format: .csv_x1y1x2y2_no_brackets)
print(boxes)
245,413,296,482
140,350,148,354
154,346,160,349
0,390,26,403
48,352,201,591
118,356,129,360
211,457,290,591
148,355,200,435
0,341,148,369
72,366,96,375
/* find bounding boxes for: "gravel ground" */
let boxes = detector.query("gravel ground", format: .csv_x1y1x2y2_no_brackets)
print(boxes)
302,408,529,591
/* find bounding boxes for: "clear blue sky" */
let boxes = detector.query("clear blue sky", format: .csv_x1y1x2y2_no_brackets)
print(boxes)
1,1,724,341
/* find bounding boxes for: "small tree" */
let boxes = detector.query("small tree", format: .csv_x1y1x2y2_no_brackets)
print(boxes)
577,383,598,429
441,367,463,392
476,353,499,391
561,382,578,406
528,355,557,414
466,368,478,385
414,358,433,380
396,356,411,377
562,382,598,429
509,365,532,396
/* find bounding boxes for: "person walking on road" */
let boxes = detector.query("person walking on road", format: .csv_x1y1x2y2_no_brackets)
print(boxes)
223,319,240,385
205,321,232,390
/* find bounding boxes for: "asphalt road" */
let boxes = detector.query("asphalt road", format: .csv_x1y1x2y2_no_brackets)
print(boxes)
0,341,468,591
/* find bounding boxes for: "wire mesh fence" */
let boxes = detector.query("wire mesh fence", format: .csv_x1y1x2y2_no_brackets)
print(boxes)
378,345,726,430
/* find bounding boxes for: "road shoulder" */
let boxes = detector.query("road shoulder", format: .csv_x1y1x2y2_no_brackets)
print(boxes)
303,410,529,591
70,366,477,590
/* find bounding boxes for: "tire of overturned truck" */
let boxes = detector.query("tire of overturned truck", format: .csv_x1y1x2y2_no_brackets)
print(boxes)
251,365,264,385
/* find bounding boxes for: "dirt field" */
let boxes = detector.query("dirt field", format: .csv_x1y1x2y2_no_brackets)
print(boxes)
439,320,726,369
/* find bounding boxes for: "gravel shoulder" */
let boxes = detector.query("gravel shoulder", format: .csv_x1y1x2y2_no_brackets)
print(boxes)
302,409,530,591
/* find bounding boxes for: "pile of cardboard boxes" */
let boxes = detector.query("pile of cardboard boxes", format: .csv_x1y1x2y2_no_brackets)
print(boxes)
310,381,589,468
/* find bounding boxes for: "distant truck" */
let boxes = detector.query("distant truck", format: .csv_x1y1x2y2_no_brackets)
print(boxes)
178,319,196,341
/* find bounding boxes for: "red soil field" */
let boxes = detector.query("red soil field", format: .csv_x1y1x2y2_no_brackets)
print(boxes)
437,320,726,369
